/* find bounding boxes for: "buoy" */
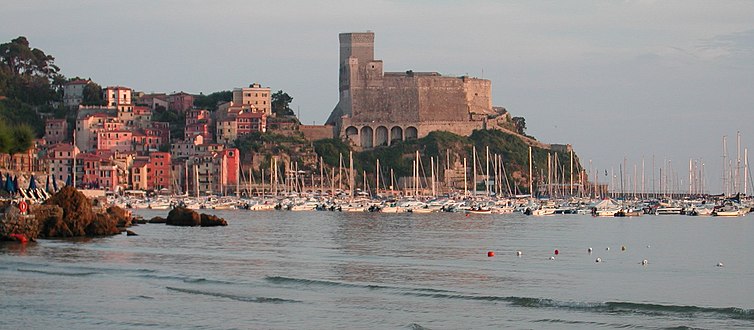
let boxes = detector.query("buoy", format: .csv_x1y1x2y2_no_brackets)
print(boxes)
646,245,651,248
18,200,28,214
595,257,602,263
641,259,648,265
717,262,724,267
621,245,626,251
587,247,593,254
487,251,495,257
516,250,522,257
554,249,559,255
549,256,555,260
606,247,610,251
8,233,28,243
466,214,470,217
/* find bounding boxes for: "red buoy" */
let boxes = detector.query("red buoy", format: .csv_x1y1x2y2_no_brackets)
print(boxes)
18,200,28,214
487,251,495,257
554,249,559,255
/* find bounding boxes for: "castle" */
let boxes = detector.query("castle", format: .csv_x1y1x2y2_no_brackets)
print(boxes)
326,31,505,148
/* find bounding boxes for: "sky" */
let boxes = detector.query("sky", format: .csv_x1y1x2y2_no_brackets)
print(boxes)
3,0,754,194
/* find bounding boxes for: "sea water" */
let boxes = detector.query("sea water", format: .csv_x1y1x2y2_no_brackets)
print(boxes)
1,211,753,329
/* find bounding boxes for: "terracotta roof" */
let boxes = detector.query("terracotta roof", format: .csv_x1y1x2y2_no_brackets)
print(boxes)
66,79,90,85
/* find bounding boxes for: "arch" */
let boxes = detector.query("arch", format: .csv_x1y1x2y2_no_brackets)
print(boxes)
360,126,374,148
405,126,418,140
345,126,359,144
375,126,388,146
390,126,403,143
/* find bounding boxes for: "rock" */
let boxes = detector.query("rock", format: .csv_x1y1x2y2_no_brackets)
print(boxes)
106,206,132,227
42,186,96,237
85,213,120,236
200,213,228,227
1,204,40,241
148,216,166,224
166,207,201,226
125,230,138,236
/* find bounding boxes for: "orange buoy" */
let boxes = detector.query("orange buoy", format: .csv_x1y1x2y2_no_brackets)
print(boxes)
9,233,28,243
487,251,495,257
554,249,559,255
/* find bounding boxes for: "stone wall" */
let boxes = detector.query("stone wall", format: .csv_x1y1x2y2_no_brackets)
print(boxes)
299,125,334,141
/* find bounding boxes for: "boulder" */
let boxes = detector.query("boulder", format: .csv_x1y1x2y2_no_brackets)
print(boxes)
200,213,228,227
148,216,166,224
1,205,40,241
126,230,138,236
106,205,132,227
85,213,120,236
42,186,95,237
166,207,201,226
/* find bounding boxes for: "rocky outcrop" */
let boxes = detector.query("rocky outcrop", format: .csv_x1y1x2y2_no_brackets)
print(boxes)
148,216,166,224
165,207,227,227
39,186,120,238
166,207,201,226
106,206,132,228
1,204,40,242
200,213,228,227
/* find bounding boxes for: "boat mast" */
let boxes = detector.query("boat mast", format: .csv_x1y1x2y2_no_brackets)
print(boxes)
376,158,380,196
472,146,477,198
431,156,436,197
528,146,533,197
745,148,749,196
485,146,490,197
349,151,354,198
463,157,468,198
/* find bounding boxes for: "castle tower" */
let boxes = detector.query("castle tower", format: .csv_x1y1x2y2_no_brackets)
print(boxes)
338,32,374,118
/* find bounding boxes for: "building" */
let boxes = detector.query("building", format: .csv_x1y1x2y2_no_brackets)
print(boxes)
186,147,240,196
185,109,213,141
78,152,119,191
44,118,68,145
168,92,194,114
104,86,136,126
171,135,204,159
232,83,271,116
326,32,504,148
147,152,172,191
216,104,267,144
75,112,121,152
97,130,133,153
135,93,169,110
63,79,90,109
46,143,80,183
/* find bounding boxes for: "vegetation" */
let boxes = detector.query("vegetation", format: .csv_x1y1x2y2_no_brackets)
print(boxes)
0,119,36,155
193,90,231,111
271,90,294,117
511,116,526,135
0,36,62,105
152,105,185,142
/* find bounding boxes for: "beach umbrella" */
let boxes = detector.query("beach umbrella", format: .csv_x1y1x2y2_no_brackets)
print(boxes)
28,174,37,191
65,175,72,187
13,176,20,194
4,174,11,193
0,173,3,192
46,175,51,192
52,174,59,192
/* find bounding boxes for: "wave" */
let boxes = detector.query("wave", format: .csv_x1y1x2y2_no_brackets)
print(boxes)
403,292,754,321
264,275,454,293
138,273,237,285
17,268,98,277
166,286,300,304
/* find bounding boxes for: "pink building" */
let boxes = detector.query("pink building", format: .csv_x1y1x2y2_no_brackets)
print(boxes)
44,118,69,145
148,152,172,191
78,152,119,191
185,109,213,141
97,130,133,152
45,143,80,183
168,92,194,114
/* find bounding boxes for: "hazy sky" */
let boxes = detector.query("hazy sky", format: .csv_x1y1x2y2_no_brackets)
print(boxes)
3,1,753,193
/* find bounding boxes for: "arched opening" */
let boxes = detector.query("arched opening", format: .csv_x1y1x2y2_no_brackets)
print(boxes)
360,126,374,148
345,126,359,144
390,126,403,144
405,126,418,140
375,126,388,147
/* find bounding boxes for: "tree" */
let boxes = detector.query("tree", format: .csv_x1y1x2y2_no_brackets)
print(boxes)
511,116,527,135
81,82,105,106
193,91,232,111
271,90,294,117
9,124,35,155
0,36,61,104
0,120,12,154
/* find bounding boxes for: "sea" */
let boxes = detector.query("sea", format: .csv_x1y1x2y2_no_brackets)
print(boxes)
1,210,753,329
